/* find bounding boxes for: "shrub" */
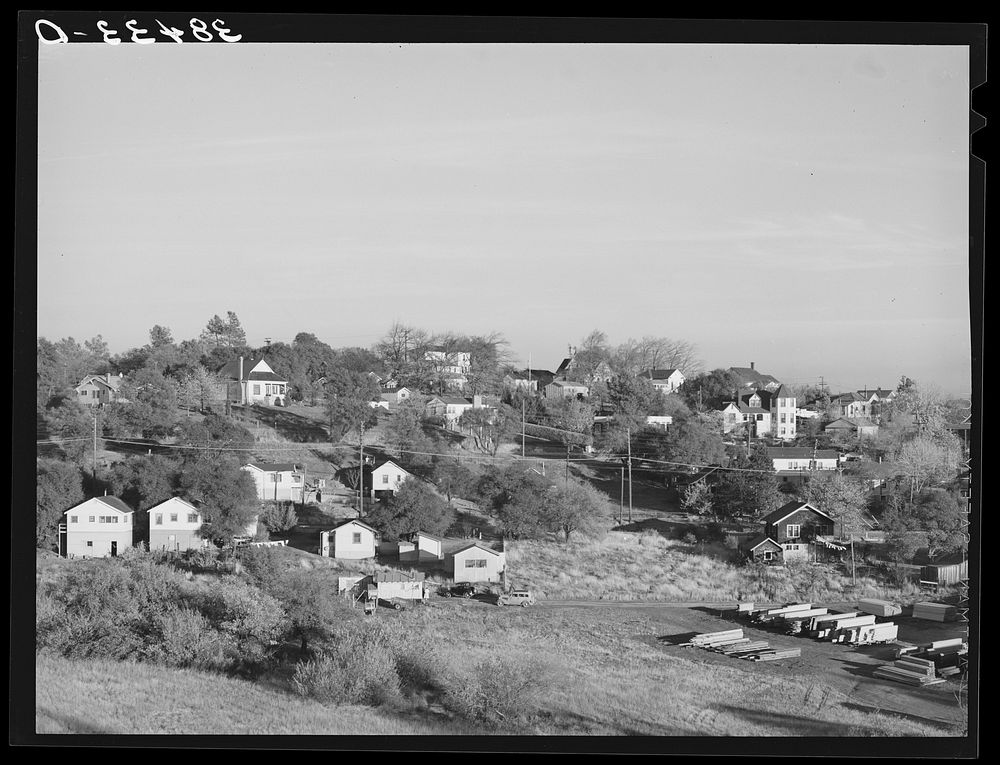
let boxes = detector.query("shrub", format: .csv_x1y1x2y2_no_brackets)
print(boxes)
260,502,298,533
198,576,288,668
394,644,447,695
292,622,402,706
682,532,698,545
446,656,551,726
146,606,230,670
236,545,284,586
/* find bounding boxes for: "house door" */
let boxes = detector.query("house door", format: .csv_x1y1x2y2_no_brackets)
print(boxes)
110,541,118,557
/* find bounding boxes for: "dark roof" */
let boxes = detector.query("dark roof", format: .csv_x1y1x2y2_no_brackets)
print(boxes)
638,368,681,380
66,496,134,515
760,501,836,526
548,380,588,388
429,395,473,406
452,541,503,556
766,447,840,460
555,358,573,375
741,534,782,552
218,356,285,382
729,367,781,388
245,462,300,472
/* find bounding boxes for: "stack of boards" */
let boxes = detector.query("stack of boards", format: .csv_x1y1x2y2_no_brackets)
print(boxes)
857,599,902,617
894,638,968,679
912,602,958,622
873,655,946,687
683,628,801,662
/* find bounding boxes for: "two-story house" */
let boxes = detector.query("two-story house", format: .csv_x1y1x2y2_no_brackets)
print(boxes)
758,501,836,563
241,462,304,502
62,495,135,558
425,395,482,427
147,497,208,552
369,460,413,499
75,372,125,408
219,356,288,407
721,390,772,437
829,392,872,420
425,347,472,376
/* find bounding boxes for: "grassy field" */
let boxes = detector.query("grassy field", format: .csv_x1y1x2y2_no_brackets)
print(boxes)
505,530,944,604
35,600,962,737
35,653,475,735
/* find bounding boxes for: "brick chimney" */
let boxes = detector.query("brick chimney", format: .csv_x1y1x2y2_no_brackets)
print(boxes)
750,361,755,370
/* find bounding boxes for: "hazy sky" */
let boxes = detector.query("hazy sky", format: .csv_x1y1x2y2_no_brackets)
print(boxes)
36,43,972,394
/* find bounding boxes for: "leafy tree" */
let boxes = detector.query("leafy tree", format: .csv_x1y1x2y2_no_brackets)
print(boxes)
540,396,594,448
680,480,714,518
891,434,961,502
37,459,85,549
606,374,659,427
107,454,180,531
677,368,744,412
41,395,96,463
430,458,478,505
149,325,174,347
385,401,431,459
201,312,247,350
477,464,551,539
714,445,782,521
650,416,726,467
104,365,180,439
323,368,380,440
269,570,347,654
365,480,454,539
178,460,260,545
541,481,609,542
806,471,870,540
458,404,519,457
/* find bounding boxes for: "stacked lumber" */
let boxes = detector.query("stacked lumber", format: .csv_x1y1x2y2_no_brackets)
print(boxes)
807,611,857,635
754,603,812,623
912,602,958,622
846,622,898,645
821,614,877,641
857,599,902,617
686,629,745,648
719,640,771,656
747,648,801,662
873,655,946,686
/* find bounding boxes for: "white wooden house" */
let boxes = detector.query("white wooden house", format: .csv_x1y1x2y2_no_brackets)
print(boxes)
369,460,413,499
451,541,505,584
147,497,209,552
399,530,444,562
74,373,125,408
638,369,686,394
241,462,304,502
62,496,135,558
320,519,378,559
219,355,288,406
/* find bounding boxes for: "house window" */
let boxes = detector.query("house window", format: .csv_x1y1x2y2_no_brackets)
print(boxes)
86,541,93,547
99,516,106,524
762,550,774,561
272,473,282,483
170,514,178,523
188,514,199,523
352,532,362,544
80,390,86,396
382,474,389,484
465,559,488,568
112,516,118,524
69,516,77,523
253,384,260,395
89,516,94,523
756,414,764,421
787,524,801,539
155,514,163,525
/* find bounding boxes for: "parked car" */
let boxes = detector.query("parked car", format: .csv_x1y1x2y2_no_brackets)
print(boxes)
438,583,477,599
497,589,536,607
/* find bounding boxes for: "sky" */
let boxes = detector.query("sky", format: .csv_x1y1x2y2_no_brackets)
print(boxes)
36,42,973,395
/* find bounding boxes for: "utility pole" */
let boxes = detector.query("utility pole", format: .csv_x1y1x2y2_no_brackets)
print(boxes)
565,444,570,487
92,409,98,481
620,466,624,525
521,398,526,458
358,422,365,517
627,427,633,524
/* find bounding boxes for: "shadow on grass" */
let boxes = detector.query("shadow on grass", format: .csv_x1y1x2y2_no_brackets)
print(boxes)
840,702,960,732
657,631,702,645
246,404,329,443
36,707,113,735
714,705,856,736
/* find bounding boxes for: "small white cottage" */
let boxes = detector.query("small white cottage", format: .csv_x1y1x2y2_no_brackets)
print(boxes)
63,496,135,558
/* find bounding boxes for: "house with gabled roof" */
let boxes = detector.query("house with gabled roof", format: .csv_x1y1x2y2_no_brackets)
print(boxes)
767,447,840,486
451,541,505,584
739,534,783,565
638,368,686,394
320,518,378,560
62,496,135,558
147,497,208,552
219,355,288,407
824,417,879,440
369,460,413,499
75,372,125,408
241,461,304,502
759,501,836,563
829,391,872,419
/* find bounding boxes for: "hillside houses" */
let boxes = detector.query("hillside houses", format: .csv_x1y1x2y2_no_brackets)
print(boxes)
147,497,208,552
720,386,796,440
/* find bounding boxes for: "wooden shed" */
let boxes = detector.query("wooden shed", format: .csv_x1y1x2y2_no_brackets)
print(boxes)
740,534,783,565
451,541,505,583
920,556,968,586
